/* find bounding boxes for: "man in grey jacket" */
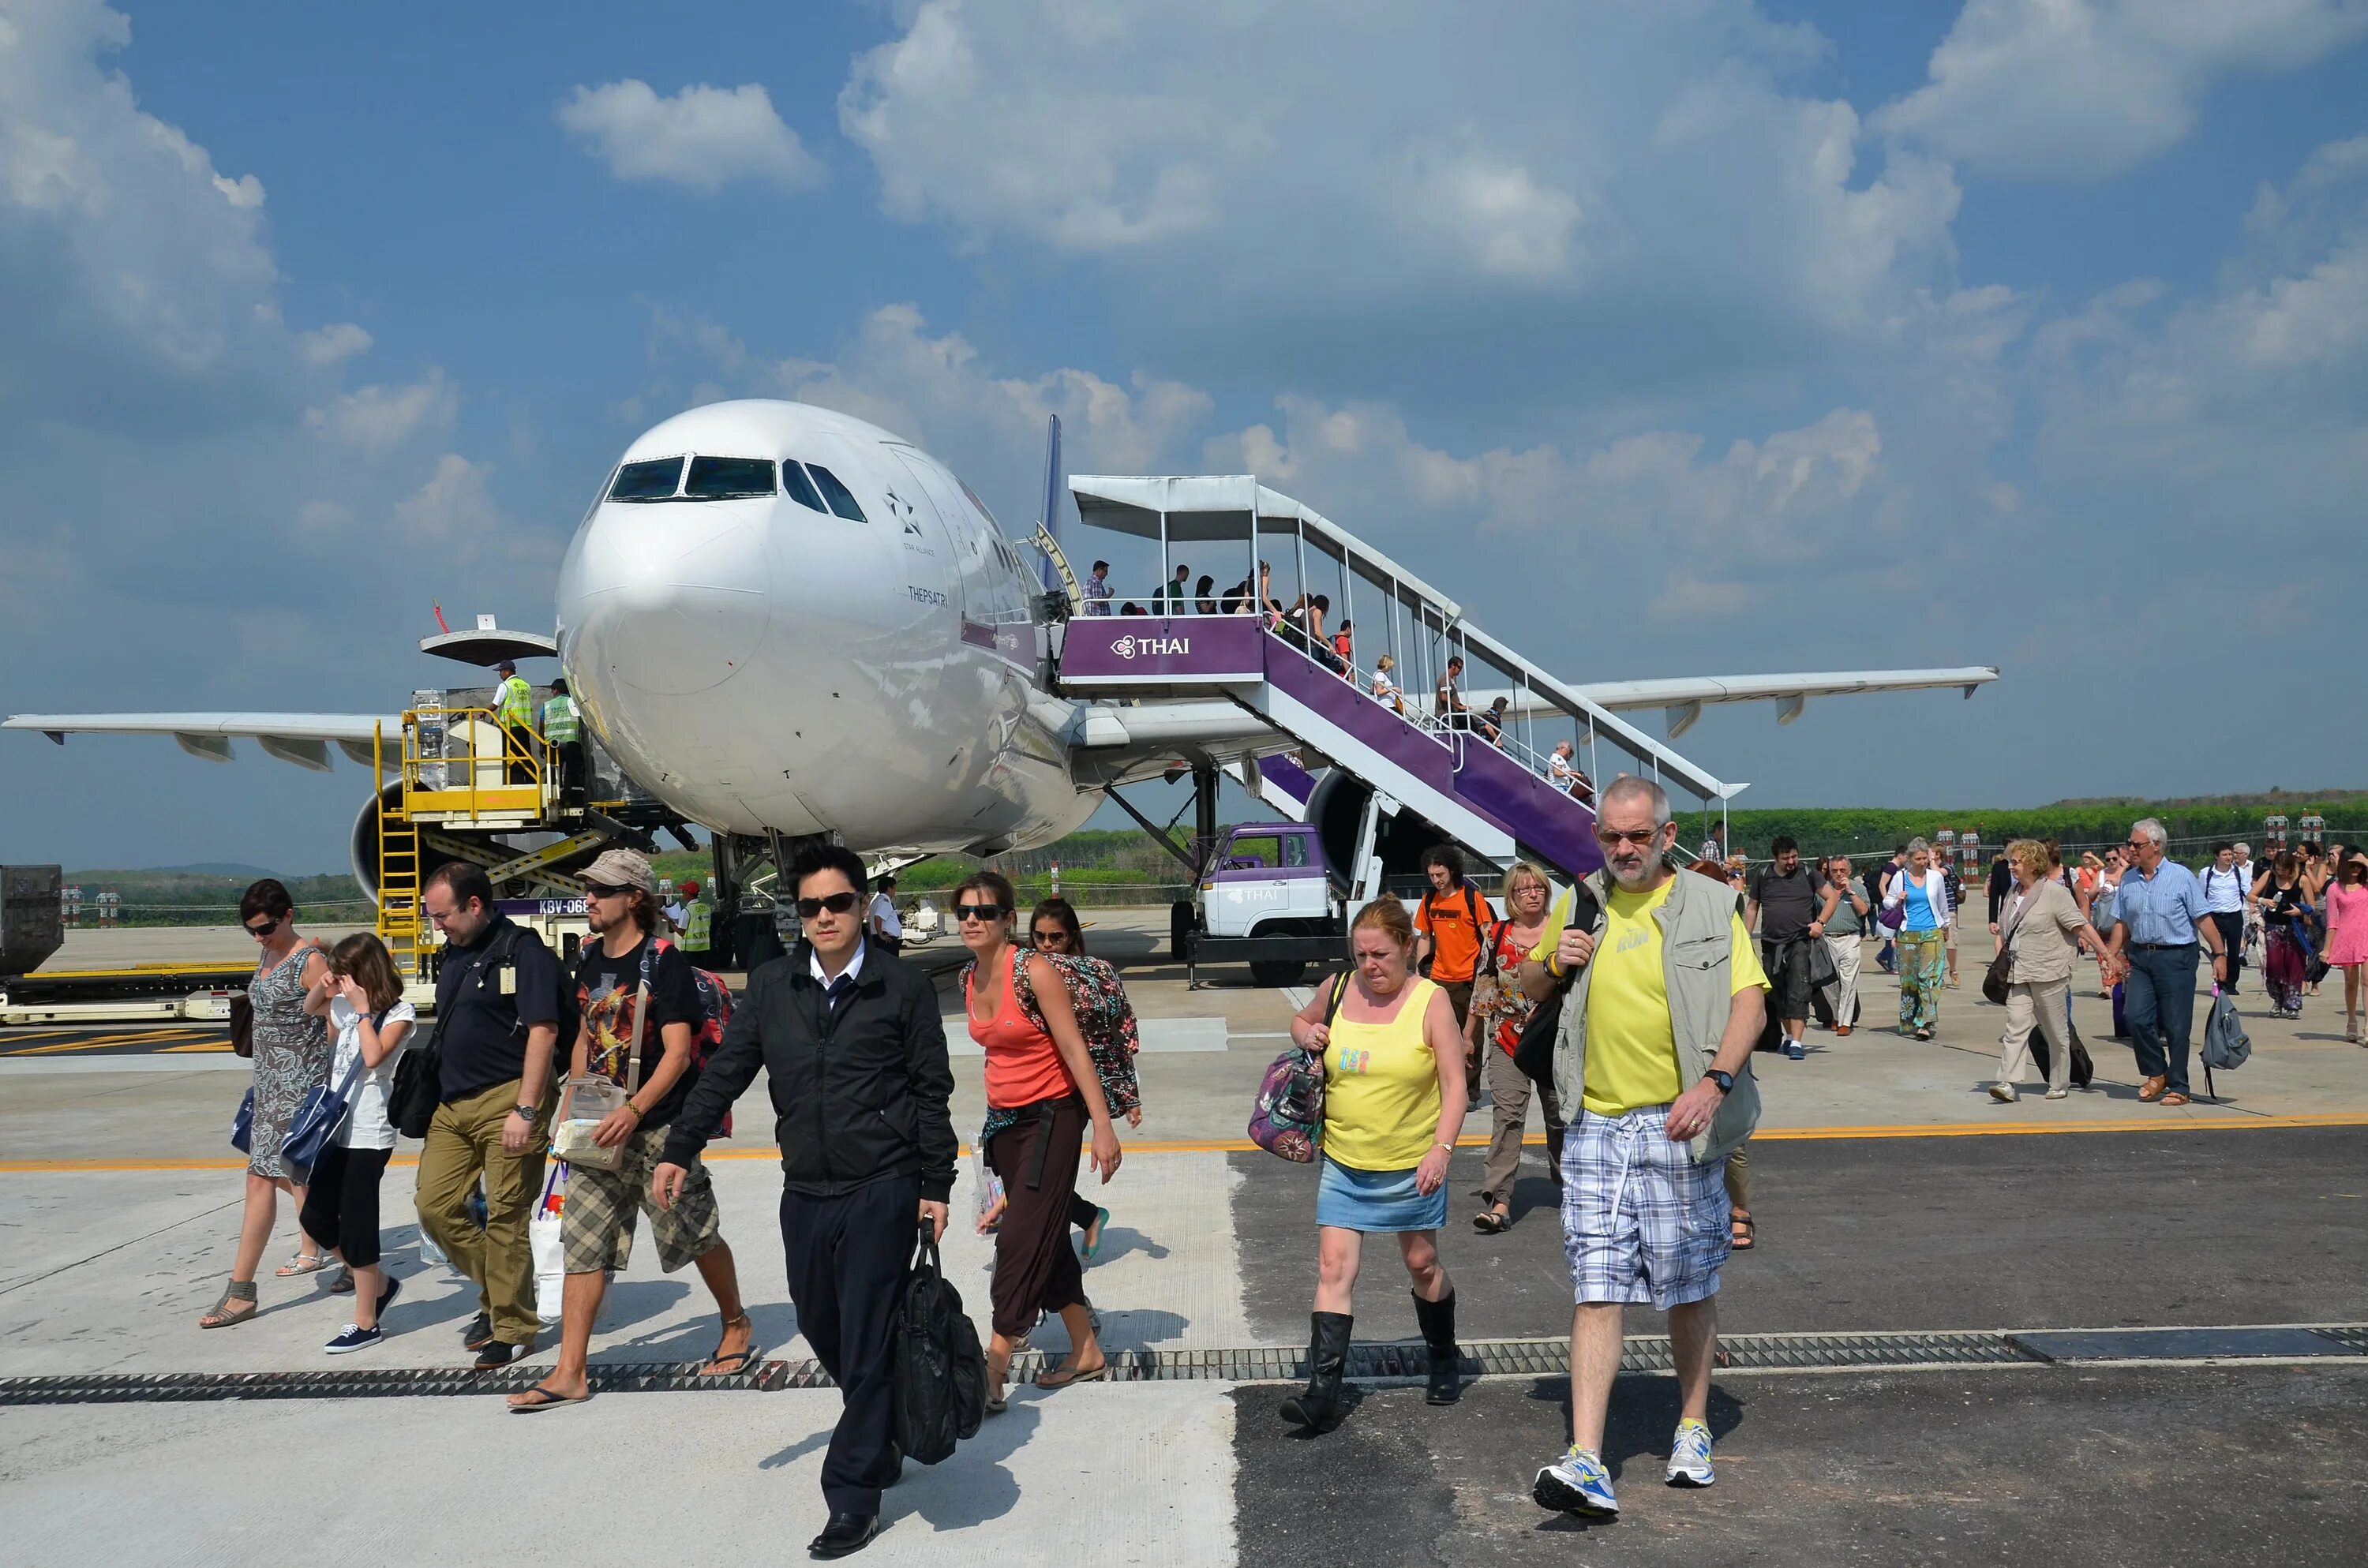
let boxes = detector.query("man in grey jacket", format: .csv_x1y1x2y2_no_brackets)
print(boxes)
1517,775,1767,1521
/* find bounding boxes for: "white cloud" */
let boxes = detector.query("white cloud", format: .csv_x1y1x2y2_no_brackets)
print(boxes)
392,453,504,548
297,321,372,366
557,80,820,193
303,370,457,455
837,0,1958,353
1877,0,2368,181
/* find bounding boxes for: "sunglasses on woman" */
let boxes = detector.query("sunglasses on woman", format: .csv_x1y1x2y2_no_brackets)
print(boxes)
1032,926,1070,948
954,902,1008,923
795,892,861,917
244,916,281,938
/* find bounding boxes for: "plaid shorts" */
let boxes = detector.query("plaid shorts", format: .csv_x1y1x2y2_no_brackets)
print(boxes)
1560,1104,1730,1310
559,1121,721,1276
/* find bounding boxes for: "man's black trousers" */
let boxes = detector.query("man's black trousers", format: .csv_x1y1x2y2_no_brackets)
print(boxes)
781,1176,920,1515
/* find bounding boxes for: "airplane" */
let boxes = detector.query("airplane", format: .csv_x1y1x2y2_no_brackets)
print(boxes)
6,398,1996,924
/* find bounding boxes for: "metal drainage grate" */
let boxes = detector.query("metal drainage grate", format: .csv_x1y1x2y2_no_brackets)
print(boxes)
6,1326,2357,1406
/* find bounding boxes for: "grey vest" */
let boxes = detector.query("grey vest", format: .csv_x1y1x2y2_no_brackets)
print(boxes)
1551,866,1763,1165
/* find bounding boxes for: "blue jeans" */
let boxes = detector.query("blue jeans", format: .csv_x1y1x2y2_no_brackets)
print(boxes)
2123,943,2200,1095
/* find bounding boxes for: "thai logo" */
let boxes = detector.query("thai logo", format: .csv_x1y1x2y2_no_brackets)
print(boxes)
1111,634,1190,659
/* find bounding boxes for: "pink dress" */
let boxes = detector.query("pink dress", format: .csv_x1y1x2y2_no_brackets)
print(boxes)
2326,882,2368,966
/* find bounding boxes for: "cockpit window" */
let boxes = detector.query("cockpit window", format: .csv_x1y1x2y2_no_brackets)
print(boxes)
781,461,828,514
807,463,867,522
684,456,776,500
609,456,684,501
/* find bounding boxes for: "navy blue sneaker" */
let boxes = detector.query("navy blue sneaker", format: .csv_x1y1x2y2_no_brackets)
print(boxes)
1785,1038,1805,1060
324,1323,383,1355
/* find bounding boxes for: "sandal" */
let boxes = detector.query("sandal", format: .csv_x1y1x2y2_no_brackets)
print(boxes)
699,1312,761,1377
1915,1028,1933,1042
198,1281,258,1329
275,1252,333,1278
507,1383,590,1413
1036,1357,1109,1390
1081,1206,1111,1261
1729,1211,1755,1251
2160,1092,2190,1108
1473,1207,1509,1234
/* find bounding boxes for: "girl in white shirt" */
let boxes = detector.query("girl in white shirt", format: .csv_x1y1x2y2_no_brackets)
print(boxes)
299,933,415,1354
1371,655,1403,715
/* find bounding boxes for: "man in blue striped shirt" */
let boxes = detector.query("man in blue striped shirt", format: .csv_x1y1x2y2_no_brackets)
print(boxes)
2096,819,2231,1106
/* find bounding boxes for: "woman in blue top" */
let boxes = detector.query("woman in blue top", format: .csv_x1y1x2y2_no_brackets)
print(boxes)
1883,838,1951,1040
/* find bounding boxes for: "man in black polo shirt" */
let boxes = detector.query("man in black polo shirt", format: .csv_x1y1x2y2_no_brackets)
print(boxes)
1747,836,1822,1061
415,862,562,1368
656,844,955,1560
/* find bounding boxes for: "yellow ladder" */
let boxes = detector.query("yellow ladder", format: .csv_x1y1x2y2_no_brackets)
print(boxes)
373,723,426,982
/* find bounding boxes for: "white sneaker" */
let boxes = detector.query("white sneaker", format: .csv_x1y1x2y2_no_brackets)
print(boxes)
1989,1082,2018,1103
2044,1087,2069,1100
1665,1418,1715,1488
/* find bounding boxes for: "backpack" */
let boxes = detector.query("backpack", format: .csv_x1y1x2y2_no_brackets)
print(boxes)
894,1237,987,1465
2202,989,2251,1071
1514,881,1603,1087
645,934,736,1136
1010,949,1141,1116
1249,975,1346,1162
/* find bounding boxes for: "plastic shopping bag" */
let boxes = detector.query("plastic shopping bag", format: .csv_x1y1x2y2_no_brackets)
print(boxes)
971,1145,1007,1233
530,1161,568,1323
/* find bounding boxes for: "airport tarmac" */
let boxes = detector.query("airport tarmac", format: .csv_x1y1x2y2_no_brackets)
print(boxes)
4,913,2364,1562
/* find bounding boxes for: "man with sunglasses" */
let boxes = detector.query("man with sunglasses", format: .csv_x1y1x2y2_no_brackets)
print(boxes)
1516,775,1765,1521
655,844,955,1560
2093,818,2228,1108
414,862,563,1369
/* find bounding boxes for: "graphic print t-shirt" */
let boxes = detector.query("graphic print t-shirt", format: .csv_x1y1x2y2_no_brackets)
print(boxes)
573,936,703,1127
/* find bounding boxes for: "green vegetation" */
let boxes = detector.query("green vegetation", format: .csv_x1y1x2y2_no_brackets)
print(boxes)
1685,798,2367,863
58,867,371,929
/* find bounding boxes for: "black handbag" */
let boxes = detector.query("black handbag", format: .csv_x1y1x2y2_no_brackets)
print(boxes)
895,1237,987,1465
1513,882,1599,1087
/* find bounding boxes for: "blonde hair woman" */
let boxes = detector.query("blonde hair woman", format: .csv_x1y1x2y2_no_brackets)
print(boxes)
1990,840,2109,1102
1371,654,1404,715
1470,863,1561,1234
1278,897,1469,1431
1883,838,1951,1040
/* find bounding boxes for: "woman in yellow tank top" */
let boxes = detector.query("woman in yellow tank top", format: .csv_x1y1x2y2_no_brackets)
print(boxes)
1275,896,1470,1432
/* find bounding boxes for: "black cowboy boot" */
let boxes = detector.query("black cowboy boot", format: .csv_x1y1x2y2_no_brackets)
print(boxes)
1279,1312,1354,1431
1414,1291,1462,1405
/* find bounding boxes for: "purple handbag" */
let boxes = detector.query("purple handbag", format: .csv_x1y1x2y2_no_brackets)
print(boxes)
1248,975,1347,1162
1879,900,1906,931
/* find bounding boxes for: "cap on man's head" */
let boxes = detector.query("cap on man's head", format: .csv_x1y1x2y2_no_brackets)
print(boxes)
496,657,517,673
582,848,656,896
680,878,701,896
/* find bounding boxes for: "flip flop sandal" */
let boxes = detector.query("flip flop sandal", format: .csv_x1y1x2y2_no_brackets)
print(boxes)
699,1314,762,1377
275,1253,333,1278
1473,1208,1510,1234
328,1267,355,1295
2160,1092,2190,1107
508,1384,590,1414
1729,1213,1756,1251
1036,1360,1109,1390
198,1282,258,1329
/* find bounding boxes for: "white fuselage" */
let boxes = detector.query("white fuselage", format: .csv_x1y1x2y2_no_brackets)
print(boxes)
555,399,1095,857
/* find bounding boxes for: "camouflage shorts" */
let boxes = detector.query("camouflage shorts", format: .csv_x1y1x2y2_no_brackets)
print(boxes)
559,1122,721,1275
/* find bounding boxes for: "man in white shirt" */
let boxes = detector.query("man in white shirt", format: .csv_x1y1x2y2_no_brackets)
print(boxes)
1083,560,1113,616
2200,843,2248,994
867,874,905,956
2234,841,2261,962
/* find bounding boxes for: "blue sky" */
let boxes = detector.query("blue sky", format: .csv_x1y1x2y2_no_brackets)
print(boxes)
4,0,2366,875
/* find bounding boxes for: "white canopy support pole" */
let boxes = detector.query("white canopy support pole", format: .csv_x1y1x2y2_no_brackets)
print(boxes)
1158,507,1170,611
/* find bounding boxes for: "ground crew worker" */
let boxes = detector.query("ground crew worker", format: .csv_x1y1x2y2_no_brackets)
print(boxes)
540,675,584,807
493,658,537,785
680,878,714,964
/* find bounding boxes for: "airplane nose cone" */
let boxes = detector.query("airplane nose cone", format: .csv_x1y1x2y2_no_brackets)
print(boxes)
560,505,772,697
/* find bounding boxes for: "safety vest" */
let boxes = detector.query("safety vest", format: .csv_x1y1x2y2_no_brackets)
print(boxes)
495,675,534,728
541,694,579,743
684,898,713,949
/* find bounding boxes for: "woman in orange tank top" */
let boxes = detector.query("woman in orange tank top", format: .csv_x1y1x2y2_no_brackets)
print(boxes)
956,871,1124,1411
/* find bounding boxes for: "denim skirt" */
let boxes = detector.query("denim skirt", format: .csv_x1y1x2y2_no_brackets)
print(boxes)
1316,1155,1447,1233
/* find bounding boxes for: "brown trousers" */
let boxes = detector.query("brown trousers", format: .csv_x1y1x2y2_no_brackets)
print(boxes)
987,1096,1088,1338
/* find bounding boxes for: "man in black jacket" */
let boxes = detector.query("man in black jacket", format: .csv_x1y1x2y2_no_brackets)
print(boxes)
655,844,955,1560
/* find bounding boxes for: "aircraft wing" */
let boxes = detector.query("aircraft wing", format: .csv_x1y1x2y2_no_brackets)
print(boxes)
4,713,402,770
1566,668,1998,739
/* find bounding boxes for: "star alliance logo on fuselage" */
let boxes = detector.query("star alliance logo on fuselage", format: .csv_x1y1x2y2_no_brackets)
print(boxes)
1111,634,1189,659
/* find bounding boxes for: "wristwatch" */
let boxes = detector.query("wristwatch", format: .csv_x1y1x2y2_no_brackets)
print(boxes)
511,1103,538,1120
1703,1069,1734,1095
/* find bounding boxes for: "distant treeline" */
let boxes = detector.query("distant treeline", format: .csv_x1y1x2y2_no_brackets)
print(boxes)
1683,803,2367,863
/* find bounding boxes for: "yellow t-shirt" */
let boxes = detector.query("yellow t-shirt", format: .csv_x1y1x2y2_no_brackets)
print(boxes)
1322,977,1444,1171
1576,878,1767,1117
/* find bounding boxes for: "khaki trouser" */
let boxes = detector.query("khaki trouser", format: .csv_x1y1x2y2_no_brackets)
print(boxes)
415,1076,554,1346
1821,932,1862,1026
1999,978,2073,1095
1478,1046,1564,1206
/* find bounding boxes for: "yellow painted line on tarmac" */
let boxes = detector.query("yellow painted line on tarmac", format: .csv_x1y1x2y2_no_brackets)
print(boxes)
0,1030,212,1057
155,1041,233,1053
13,1111,2367,1174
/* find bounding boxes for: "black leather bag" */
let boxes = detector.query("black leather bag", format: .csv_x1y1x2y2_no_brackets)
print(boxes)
1513,882,1600,1087
2029,1017,2095,1089
895,1237,987,1465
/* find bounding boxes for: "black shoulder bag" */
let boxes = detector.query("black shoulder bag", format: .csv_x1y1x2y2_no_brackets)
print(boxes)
1512,881,1601,1087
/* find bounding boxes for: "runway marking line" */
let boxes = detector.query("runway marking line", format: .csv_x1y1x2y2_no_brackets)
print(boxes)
7,1112,2367,1173
0,1030,212,1057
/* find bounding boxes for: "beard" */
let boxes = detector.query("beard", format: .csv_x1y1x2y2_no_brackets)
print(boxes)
1605,837,1665,893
